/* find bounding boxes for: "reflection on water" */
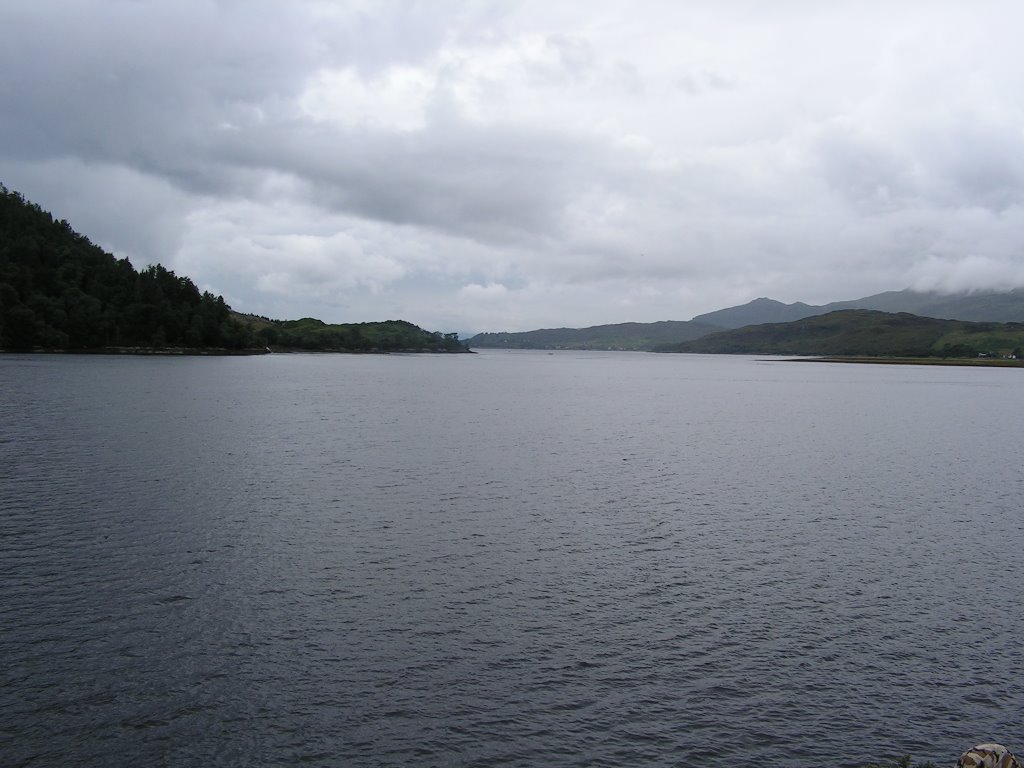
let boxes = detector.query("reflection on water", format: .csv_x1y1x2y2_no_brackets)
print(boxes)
2,351,1023,767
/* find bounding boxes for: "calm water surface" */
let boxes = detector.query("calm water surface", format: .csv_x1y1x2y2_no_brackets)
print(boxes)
2,350,1023,767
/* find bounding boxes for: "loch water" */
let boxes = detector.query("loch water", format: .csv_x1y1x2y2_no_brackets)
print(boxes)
2,350,1023,767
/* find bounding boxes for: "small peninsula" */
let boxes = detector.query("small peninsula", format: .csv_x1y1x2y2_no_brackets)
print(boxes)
0,185,468,354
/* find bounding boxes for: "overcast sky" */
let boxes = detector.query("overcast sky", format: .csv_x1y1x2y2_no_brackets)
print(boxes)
3,1,1024,333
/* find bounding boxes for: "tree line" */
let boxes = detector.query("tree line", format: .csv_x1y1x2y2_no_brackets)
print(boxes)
245,315,466,352
0,185,467,353
0,185,247,350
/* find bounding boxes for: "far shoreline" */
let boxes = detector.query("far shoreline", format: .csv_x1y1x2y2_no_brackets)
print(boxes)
787,355,1024,368
0,346,474,356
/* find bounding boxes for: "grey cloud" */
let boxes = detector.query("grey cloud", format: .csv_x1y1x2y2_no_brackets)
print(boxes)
813,126,920,213
0,2,633,250
4,0,1024,333
675,70,735,95
3,157,194,267
811,108,1024,230
928,119,1024,212
0,1,326,204
217,121,595,246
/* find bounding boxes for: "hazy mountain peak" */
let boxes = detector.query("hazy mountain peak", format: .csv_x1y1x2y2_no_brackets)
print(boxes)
692,289,1024,328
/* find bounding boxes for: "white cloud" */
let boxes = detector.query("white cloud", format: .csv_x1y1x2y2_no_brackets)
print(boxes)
908,252,1024,295
459,282,509,299
3,0,1024,332
299,66,436,132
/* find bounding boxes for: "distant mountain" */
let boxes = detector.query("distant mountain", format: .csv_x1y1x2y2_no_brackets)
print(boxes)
467,287,1024,352
837,288,1024,322
692,289,1024,328
466,320,720,351
659,309,1024,358
690,297,819,328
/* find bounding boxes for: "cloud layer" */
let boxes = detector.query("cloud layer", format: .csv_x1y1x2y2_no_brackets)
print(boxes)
3,0,1023,332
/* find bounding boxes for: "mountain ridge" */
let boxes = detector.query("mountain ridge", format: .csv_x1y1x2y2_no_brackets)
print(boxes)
693,289,1024,328
466,288,1024,350
657,309,1024,358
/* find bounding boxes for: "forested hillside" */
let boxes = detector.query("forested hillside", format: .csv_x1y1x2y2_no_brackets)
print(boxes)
466,320,718,350
0,185,468,353
0,185,248,350
238,315,468,352
659,309,1024,358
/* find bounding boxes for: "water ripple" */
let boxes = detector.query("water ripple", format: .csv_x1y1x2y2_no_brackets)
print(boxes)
2,352,1023,766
